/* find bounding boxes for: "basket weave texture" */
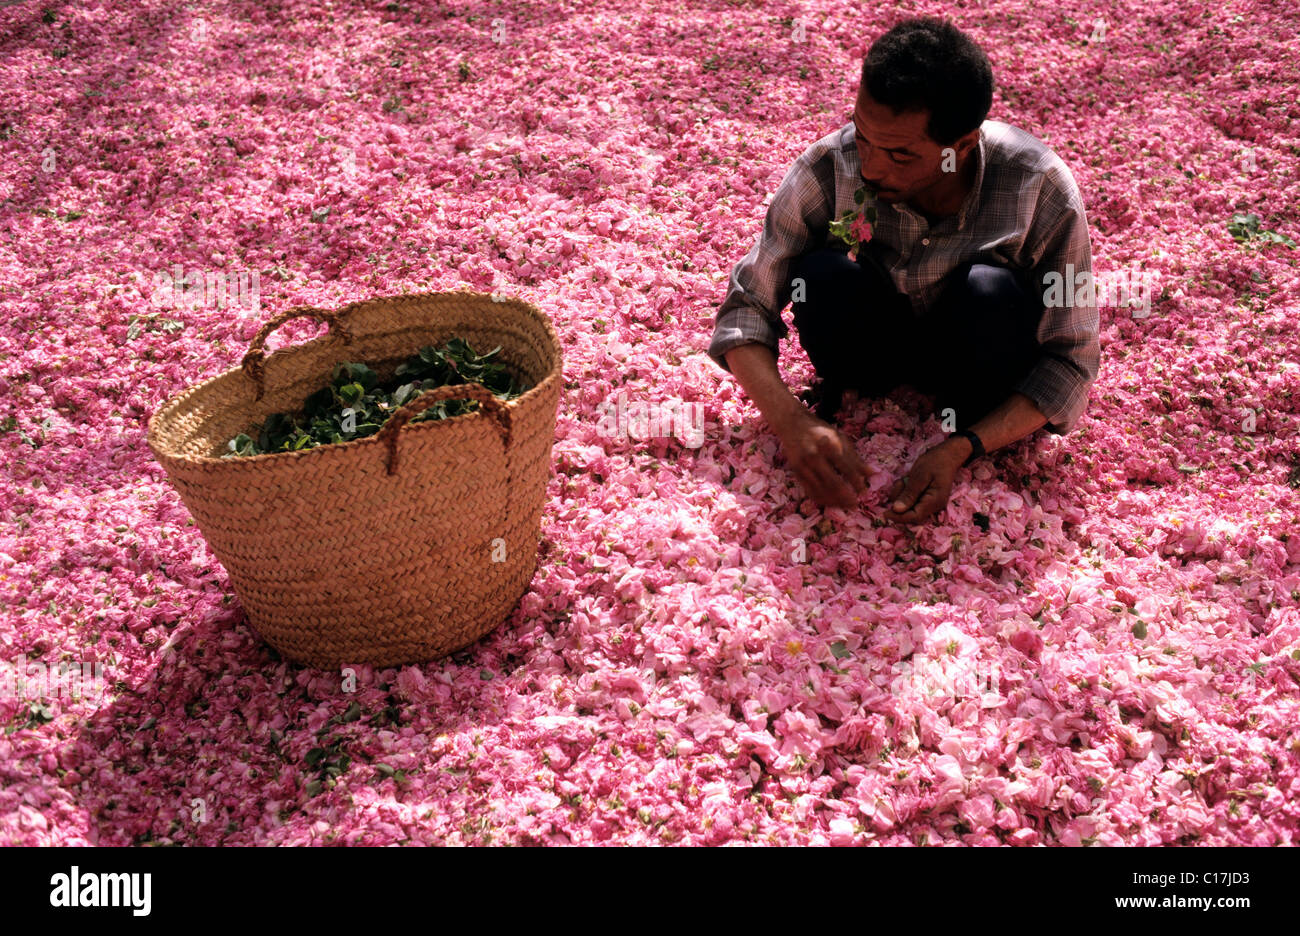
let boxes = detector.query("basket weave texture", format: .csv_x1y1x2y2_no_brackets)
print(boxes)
146,291,563,669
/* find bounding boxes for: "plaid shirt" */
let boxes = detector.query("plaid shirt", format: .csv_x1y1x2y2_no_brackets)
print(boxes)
707,119,1101,435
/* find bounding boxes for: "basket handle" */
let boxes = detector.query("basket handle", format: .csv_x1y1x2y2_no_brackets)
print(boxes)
241,305,357,401
376,383,513,477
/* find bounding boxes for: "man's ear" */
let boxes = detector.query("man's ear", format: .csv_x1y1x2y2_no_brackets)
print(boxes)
951,127,980,161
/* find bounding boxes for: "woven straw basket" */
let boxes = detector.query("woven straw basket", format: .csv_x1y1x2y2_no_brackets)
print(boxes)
146,291,563,669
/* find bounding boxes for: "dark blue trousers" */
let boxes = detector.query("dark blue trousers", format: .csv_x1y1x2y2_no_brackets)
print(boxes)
790,246,1042,431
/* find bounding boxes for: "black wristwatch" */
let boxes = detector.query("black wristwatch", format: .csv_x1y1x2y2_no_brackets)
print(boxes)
953,428,985,466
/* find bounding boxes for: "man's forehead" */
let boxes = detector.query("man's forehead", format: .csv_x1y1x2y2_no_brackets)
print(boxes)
854,94,931,146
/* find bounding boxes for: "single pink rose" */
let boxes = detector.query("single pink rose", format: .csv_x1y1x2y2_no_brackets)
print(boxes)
849,215,874,243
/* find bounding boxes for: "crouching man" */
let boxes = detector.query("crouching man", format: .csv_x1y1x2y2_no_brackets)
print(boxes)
708,17,1101,523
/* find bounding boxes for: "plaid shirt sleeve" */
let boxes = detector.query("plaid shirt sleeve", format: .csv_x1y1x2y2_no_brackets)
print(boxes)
1013,163,1101,435
706,149,834,371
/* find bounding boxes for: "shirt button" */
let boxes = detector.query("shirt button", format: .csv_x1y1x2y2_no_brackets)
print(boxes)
922,238,930,246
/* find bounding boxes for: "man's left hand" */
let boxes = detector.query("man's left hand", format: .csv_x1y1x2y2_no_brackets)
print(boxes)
884,440,967,524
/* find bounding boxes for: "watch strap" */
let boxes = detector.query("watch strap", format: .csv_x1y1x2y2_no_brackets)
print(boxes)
955,428,985,466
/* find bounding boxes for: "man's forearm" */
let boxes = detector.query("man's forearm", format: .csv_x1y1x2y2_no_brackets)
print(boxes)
723,343,804,433
940,391,1048,463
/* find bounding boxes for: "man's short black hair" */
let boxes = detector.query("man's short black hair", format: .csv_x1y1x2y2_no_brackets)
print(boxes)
859,17,994,146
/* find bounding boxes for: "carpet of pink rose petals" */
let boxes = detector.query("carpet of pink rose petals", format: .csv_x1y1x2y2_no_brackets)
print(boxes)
1,0,1299,846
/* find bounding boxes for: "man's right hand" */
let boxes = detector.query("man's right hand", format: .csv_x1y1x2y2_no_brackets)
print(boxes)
771,406,868,509
721,343,869,510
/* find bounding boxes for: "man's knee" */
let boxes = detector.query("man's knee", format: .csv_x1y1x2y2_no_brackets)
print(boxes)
791,248,857,298
965,263,1029,305
941,263,1040,336
791,250,859,343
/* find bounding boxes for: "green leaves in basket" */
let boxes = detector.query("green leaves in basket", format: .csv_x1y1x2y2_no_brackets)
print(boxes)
227,433,258,457
223,336,531,457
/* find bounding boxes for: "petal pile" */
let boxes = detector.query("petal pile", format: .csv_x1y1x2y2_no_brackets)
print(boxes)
0,1,1297,845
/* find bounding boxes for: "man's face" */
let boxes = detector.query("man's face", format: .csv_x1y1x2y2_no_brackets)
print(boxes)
853,89,957,204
